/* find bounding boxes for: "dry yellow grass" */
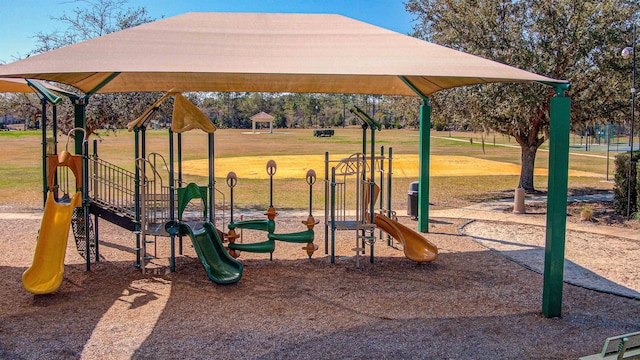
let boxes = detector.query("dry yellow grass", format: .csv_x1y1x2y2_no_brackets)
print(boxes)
182,154,603,179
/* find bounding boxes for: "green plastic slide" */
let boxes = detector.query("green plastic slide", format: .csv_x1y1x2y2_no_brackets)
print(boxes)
228,239,275,253
228,219,275,232
179,222,243,284
268,229,314,243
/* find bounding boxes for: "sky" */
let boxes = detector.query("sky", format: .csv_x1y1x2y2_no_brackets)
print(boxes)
0,0,415,64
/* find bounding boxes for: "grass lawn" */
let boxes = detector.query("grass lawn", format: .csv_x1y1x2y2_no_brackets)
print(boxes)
0,128,613,212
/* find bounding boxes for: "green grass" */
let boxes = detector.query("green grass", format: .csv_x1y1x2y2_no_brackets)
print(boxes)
0,128,614,211
0,130,41,138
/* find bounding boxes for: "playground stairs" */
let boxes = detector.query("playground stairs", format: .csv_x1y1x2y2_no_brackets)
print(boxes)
87,155,138,231
89,203,136,231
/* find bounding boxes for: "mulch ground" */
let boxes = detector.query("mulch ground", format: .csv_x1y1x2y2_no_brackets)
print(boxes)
1,214,638,359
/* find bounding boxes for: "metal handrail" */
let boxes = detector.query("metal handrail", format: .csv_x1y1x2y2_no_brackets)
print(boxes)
88,155,136,218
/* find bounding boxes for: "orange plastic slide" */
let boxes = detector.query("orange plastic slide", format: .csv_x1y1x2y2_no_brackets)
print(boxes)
373,213,438,263
22,191,82,294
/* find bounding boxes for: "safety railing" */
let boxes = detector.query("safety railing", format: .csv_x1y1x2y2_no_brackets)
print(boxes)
89,155,137,219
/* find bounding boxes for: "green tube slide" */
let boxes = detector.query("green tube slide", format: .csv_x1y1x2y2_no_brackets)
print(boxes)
178,222,243,284
228,239,275,253
228,219,275,232
268,229,314,244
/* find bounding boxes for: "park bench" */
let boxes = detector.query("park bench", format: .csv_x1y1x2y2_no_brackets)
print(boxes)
313,129,334,137
580,331,640,360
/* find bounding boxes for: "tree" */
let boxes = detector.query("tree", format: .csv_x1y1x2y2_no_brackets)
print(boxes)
31,0,153,54
406,0,639,191
22,0,157,135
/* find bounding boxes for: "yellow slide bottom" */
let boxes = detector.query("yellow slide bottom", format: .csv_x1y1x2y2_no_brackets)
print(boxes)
22,191,82,294
374,214,438,263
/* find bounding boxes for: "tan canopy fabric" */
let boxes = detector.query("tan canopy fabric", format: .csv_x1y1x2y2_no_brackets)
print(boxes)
0,77,68,94
0,12,565,96
127,92,216,134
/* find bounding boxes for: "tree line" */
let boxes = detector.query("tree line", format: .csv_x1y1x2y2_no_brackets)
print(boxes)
1,0,638,193
0,91,422,133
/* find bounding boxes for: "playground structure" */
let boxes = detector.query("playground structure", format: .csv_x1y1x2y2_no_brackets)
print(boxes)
23,97,436,292
22,90,323,292
225,161,319,260
21,90,437,293
324,106,437,268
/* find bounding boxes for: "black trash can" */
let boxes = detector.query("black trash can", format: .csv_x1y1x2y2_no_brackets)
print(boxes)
407,181,419,219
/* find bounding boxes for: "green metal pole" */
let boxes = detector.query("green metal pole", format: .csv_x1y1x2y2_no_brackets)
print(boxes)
370,127,376,220
83,139,90,271
362,125,367,156
169,129,176,272
418,98,431,233
324,152,329,255
330,167,336,263
178,133,183,188
369,126,375,263
93,139,99,262
379,146,384,209
379,146,384,241
178,132,183,255
387,147,393,246
134,127,141,268
73,98,86,155
208,133,215,224
41,98,48,207
52,105,58,192
52,105,57,154
542,86,571,318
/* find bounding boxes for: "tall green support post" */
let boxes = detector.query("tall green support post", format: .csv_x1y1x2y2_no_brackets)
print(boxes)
418,98,431,233
83,139,90,271
134,127,142,268
73,98,87,155
542,85,571,318
52,106,57,154
168,129,176,272
41,98,48,207
208,133,215,225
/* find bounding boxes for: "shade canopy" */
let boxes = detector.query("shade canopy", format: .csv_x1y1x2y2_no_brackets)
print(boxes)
0,12,565,96
0,77,68,94
127,92,217,134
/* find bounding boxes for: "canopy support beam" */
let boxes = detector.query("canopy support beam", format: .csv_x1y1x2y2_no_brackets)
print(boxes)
542,83,571,318
400,76,431,233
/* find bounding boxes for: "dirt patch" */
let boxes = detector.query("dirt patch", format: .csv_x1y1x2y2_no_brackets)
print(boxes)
504,200,640,231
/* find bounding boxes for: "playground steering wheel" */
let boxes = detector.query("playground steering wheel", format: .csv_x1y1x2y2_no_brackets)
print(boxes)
266,160,277,176
226,171,238,188
305,169,316,186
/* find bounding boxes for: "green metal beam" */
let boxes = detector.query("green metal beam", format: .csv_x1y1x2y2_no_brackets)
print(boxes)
399,76,429,101
537,81,570,93
85,72,121,96
72,72,120,155
26,79,62,105
418,98,431,233
542,87,571,318
349,105,382,130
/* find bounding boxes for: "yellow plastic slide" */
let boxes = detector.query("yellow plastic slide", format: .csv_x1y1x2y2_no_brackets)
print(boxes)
22,191,82,294
373,214,438,263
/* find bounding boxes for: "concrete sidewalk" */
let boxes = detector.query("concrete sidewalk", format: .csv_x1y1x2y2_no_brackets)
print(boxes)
430,194,639,242
431,196,640,299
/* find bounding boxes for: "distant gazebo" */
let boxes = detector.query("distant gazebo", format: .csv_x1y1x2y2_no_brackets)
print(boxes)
250,111,274,134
